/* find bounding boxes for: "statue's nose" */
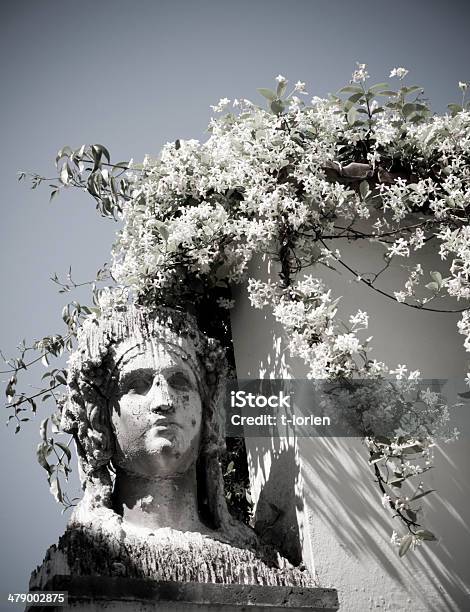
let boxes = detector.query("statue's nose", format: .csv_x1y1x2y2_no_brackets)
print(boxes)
149,378,174,413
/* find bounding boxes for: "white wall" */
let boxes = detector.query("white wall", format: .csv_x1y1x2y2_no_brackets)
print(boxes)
231,245,470,612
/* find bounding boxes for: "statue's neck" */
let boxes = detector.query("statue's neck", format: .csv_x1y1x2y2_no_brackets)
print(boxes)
112,466,208,534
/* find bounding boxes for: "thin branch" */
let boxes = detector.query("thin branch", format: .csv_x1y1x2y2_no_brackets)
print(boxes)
319,239,469,314
4,383,62,411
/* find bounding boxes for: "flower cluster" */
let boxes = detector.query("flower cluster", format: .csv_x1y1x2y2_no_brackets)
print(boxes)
16,64,469,554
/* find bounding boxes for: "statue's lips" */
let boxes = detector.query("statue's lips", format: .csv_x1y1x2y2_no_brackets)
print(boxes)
148,417,180,431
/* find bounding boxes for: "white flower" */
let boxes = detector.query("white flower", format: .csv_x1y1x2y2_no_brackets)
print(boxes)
369,360,387,375
390,67,409,80
421,388,439,406
217,297,235,310
295,81,307,94
352,63,369,83
334,333,360,354
394,291,406,303
391,364,407,380
458,81,468,92
410,228,425,250
389,238,410,258
276,74,287,84
349,310,369,330
96,286,129,312
210,98,231,113
381,493,392,508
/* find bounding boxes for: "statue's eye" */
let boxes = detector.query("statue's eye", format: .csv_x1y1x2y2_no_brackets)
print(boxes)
123,375,152,396
167,372,191,391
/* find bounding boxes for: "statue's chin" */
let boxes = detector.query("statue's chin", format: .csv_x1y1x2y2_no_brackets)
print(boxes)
147,437,174,454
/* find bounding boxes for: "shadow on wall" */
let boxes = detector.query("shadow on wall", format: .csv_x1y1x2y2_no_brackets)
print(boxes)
301,436,470,612
246,438,303,566
230,252,470,611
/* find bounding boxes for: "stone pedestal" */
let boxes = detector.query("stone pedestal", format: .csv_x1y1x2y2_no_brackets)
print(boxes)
28,576,339,611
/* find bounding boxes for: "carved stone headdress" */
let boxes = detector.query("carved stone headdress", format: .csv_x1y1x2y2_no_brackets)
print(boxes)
61,304,236,535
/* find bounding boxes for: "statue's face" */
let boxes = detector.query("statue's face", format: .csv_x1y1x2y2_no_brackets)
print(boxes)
111,337,203,478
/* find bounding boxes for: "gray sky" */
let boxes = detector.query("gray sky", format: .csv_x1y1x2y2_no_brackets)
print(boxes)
1,0,469,604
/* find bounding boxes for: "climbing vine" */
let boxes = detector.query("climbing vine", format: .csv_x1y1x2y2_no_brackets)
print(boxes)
4,64,470,556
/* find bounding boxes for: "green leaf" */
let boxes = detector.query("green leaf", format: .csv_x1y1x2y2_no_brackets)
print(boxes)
425,282,439,292
399,534,413,557
338,85,363,94
55,146,72,165
155,221,169,242
430,271,442,287
347,107,357,125
373,436,391,446
348,92,364,104
368,82,390,93
375,90,398,97
448,103,463,116
402,103,417,117
92,144,111,163
55,442,72,462
5,378,15,400
401,86,423,96
276,81,287,98
359,180,370,200
40,418,49,442
60,163,70,186
415,529,437,541
49,477,63,503
36,443,53,474
410,489,435,502
401,444,423,454
257,88,277,101
270,99,284,114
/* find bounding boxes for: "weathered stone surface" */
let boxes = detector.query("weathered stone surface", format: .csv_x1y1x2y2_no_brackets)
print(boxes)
30,525,314,588
28,576,339,611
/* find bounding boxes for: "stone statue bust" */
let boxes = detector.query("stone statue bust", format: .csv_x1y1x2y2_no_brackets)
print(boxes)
30,305,317,599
